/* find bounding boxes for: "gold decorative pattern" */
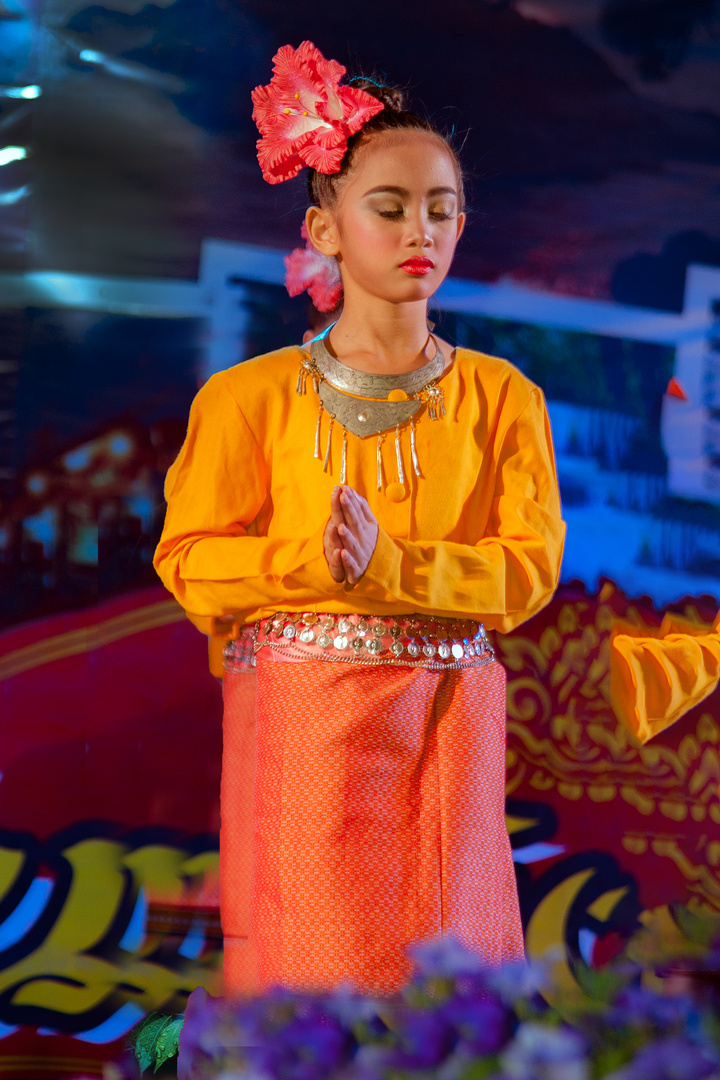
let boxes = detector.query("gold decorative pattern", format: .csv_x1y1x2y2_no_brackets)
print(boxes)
502,582,720,910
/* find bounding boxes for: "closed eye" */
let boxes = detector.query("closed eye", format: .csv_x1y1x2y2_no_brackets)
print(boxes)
378,210,454,221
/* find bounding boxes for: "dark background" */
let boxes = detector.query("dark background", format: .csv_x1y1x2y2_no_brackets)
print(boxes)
1,2,720,1076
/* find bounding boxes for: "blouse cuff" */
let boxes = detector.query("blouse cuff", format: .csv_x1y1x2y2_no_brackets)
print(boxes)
361,525,401,593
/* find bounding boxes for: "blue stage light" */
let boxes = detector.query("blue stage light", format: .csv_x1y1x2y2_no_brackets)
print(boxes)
0,145,26,165
0,84,40,98
0,183,28,204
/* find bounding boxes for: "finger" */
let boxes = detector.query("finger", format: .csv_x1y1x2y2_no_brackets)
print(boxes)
330,486,345,527
354,490,378,527
345,487,376,530
331,546,344,571
338,521,363,562
342,512,378,560
329,560,345,583
341,525,375,583
341,547,362,585
331,539,345,576
324,521,339,555
325,520,344,557
330,487,343,527
339,487,362,531
324,532,345,582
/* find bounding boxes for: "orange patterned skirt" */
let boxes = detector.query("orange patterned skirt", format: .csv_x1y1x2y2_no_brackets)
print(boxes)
220,657,523,997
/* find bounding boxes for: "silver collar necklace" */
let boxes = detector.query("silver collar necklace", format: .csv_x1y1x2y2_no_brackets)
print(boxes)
295,330,448,499
311,331,445,399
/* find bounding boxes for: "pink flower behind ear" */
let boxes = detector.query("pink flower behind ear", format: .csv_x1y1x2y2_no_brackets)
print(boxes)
252,40,384,184
284,227,343,312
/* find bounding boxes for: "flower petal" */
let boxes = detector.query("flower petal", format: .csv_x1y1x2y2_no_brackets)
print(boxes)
257,127,320,184
284,246,323,296
284,242,342,312
299,139,347,175
308,275,343,313
336,84,385,133
252,40,385,184
258,145,305,184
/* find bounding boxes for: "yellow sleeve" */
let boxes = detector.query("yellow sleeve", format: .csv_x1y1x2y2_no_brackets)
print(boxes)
185,612,236,677
610,612,720,743
355,386,566,631
153,371,343,619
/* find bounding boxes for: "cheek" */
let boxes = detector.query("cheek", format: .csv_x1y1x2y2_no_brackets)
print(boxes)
340,214,396,264
433,226,460,267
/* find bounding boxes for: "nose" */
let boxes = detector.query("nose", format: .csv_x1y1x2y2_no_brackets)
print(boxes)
403,205,432,250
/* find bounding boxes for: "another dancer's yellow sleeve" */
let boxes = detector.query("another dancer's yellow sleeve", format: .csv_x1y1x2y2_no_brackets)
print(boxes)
610,612,720,743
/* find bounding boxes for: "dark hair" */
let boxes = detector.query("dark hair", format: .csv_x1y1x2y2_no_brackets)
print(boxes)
307,79,466,212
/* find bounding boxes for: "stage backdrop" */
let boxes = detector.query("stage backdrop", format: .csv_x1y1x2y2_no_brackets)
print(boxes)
2,0,720,1075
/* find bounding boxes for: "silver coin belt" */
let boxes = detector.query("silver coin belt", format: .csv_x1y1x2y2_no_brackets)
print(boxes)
222,625,255,672
223,613,495,672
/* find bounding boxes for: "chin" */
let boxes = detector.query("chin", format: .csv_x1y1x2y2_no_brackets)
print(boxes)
363,275,440,305
398,281,437,302
383,279,438,304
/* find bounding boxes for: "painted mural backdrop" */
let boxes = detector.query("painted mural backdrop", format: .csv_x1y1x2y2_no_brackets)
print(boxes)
2,0,720,1075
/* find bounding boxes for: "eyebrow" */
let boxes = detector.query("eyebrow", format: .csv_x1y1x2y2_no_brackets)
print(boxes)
362,185,457,198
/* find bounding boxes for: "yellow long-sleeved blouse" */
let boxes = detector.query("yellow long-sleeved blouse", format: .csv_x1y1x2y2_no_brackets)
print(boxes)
153,345,566,639
610,612,720,743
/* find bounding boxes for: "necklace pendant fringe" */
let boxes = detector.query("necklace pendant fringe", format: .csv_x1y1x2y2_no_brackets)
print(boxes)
297,355,319,397
323,417,334,473
395,424,405,486
426,383,445,421
340,428,348,485
410,418,422,478
314,402,324,459
376,435,384,492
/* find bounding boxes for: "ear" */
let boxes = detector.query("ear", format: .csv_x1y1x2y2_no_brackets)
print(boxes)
455,212,466,244
305,205,340,257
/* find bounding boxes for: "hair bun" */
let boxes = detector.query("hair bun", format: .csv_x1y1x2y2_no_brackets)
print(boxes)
348,77,406,113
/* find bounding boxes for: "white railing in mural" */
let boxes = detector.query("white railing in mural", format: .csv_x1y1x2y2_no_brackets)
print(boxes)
0,240,718,519
661,265,720,504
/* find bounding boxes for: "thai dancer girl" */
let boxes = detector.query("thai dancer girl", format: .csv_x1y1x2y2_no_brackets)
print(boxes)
154,42,566,996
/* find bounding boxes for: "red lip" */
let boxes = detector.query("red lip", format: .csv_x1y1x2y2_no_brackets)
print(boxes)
399,257,435,275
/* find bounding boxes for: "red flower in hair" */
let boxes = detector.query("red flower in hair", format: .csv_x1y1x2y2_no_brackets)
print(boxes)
284,223,343,312
252,40,384,184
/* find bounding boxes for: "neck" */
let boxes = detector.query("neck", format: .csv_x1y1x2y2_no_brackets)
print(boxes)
327,294,432,374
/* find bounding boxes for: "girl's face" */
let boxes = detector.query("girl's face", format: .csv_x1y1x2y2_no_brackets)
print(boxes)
307,131,465,306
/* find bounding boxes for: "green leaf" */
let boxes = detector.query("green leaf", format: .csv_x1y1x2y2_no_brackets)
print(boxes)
154,1014,184,1072
132,1013,179,1075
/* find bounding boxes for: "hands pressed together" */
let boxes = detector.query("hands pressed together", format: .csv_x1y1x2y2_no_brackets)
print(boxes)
323,486,379,586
